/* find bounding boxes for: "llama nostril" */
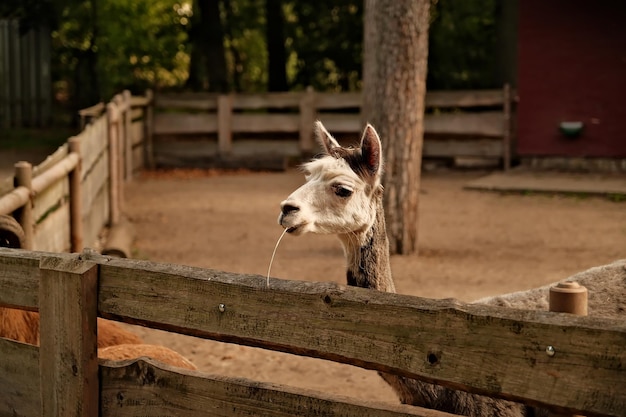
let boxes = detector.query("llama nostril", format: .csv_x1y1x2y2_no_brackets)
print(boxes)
281,204,300,215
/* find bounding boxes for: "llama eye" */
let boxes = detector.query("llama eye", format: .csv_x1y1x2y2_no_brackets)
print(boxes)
334,185,353,198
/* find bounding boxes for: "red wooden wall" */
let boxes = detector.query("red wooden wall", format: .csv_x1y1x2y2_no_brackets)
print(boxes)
516,0,626,157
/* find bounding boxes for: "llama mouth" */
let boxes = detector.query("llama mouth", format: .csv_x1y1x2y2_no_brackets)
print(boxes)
286,226,299,233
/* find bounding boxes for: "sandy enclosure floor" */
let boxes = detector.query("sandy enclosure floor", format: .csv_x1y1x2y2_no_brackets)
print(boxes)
120,168,626,405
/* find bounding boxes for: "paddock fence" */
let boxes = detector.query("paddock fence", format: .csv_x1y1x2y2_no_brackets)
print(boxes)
0,90,151,255
151,85,514,170
0,248,624,417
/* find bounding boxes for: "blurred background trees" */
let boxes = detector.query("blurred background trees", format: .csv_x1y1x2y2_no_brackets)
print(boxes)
0,0,503,125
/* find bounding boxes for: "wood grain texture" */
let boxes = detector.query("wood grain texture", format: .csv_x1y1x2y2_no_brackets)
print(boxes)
0,337,40,417
1,249,623,416
39,256,99,417
100,357,454,417
94,256,625,416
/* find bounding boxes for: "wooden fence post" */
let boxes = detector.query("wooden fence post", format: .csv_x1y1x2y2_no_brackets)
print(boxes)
218,94,233,155
549,281,587,417
144,89,155,169
107,102,120,226
39,255,99,417
123,90,133,181
68,137,83,252
13,161,33,249
299,86,316,155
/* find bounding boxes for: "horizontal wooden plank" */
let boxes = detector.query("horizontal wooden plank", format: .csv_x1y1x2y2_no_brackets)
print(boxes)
0,338,40,417
130,95,150,107
154,93,218,110
231,114,300,133
425,112,504,137
423,138,503,158
101,357,451,417
318,113,362,133
78,102,105,117
1,249,623,416
154,113,218,135
425,90,505,108
92,256,625,416
232,92,302,109
130,107,144,121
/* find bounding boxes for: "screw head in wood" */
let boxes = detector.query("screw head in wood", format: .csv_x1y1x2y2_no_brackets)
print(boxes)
546,345,556,357
218,303,226,313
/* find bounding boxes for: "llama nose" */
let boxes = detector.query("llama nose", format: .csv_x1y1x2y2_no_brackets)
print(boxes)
281,203,300,215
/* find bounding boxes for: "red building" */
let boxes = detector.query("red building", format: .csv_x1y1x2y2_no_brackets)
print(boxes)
516,0,626,161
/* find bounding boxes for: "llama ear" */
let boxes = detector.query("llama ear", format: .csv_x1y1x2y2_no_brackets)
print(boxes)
314,120,340,154
360,124,383,176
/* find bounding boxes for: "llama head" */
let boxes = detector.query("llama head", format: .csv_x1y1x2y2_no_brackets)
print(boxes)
278,121,384,237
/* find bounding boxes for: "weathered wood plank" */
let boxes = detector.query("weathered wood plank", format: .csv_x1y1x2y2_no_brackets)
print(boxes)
425,90,504,108
154,93,218,110
315,92,362,109
93,257,626,416
154,113,218,135
232,92,302,109
0,249,40,309
39,256,99,417
33,200,70,252
0,337,40,417
131,119,144,146
423,138,503,158
231,114,300,133
425,112,504,137
100,357,452,417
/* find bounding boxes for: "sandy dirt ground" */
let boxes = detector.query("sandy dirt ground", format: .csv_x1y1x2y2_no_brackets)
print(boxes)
116,168,626,405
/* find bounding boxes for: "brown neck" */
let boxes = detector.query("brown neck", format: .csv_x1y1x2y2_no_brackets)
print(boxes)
338,189,396,293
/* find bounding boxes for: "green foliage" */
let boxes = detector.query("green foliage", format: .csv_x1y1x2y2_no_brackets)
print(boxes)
428,0,499,90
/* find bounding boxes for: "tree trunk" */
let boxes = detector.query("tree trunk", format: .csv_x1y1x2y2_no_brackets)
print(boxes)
266,0,288,91
362,0,430,255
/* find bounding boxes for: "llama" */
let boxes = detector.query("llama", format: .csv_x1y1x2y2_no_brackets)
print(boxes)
0,307,143,347
278,121,625,417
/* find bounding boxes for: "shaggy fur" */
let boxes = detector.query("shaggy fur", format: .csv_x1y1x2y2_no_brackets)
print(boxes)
98,344,197,370
0,307,143,348
278,121,625,417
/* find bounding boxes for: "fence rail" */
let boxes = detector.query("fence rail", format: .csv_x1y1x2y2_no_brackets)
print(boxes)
0,90,151,254
151,86,514,170
0,248,624,417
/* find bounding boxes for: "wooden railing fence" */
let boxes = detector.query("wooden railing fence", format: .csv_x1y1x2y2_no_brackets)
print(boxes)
0,248,624,417
151,85,514,170
0,90,152,254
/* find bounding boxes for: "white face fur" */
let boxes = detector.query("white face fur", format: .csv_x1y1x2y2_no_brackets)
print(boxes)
278,121,382,237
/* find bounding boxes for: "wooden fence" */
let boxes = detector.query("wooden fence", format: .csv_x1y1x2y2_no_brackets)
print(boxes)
0,90,151,253
0,248,624,417
0,19,51,128
152,85,514,170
